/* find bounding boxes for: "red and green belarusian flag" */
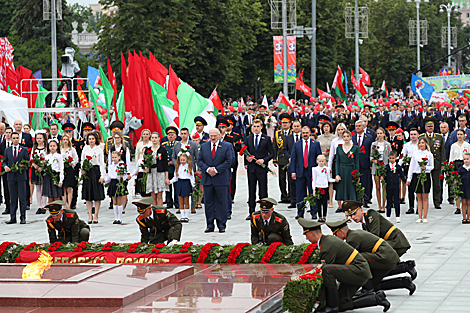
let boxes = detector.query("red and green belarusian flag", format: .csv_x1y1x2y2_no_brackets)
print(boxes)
89,88,109,140
381,80,389,100
351,69,367,97
98,65,114,121
332,66,348,102
274,91,294,110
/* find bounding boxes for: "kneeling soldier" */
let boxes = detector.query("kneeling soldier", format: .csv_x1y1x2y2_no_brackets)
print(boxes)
298,218,390,313
46,200,90,244
134,197,182,244
250,198,293,246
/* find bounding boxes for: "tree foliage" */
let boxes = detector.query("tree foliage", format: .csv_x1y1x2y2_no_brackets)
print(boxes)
0,0,17,37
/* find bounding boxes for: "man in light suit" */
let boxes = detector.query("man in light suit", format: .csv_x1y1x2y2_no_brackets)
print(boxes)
244,119,274,220
291,126,322,219
352,120,374,207
2,132,30,224
197,129,234,233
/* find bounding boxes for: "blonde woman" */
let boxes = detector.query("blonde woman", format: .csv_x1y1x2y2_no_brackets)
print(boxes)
134,129,151,197
370,127,391,213
328,122,346,211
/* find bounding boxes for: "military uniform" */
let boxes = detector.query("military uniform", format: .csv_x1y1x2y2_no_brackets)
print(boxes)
389,134,405,156
134,198,182,244
162,142,179,209
273,115,292,203
250,201,293,246
223,116,242,200
46,202,90,244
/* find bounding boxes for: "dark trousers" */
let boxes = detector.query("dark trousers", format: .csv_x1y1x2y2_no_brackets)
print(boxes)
295,174,317,216
166,171,179,208
227,185,232,216
404,167,415,209
360,167,372,202
248,171,268,213
71,164,80,208
278,163,289,202
2,174,10,211
203,184,228,230
431,168,442,206
386,187,400,217
288,168,297,206
316,187,328,217
25,179,30,206
9,179,27,220
230,164,237,200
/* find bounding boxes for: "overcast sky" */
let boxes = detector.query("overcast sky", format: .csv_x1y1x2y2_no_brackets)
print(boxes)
68,0,98,5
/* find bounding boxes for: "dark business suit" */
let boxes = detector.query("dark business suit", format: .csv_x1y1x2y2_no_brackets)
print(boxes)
375,111,389,129
18,132,33,148
197,140,233,230
0,140,10,213
290,138,322,216
244,133,274,213
283,133,301,207
442,132,452,202
1,145,30,222
352,133,374,202
402,112,417,132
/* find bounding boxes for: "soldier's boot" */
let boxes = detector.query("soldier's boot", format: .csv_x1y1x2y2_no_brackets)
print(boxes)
352,290,390,312
316,286,339,313
353,279,375,299
380,276,416,296
385,260,417,280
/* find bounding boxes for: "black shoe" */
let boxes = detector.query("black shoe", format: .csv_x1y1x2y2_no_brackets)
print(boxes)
279,200,290,204
231,200,234,204
246,215,252,220
71,206,77,210
5,219,16,224
400,198,406,204
287,203,296,209
378,209,385,213
363,204,370,208
311,214,317,220
449,200,455,205
405,208,414,214
167,205,173,209
295,214,304,220
20,218,26,224
455,208,461,214
92,207,95,214
385,260,417,281
353,290,390,312
335,207,343,213
219,228,226,233
36,208,42,214
1,210,9,215
204,228,214,233
26,205,30,210
435,206,441,209
93,220,98,224
41,208,47,214
381,276,416,296
116,220,122,224
88,220,92,224
113,220,118,224
227,215,231,220
317,286,339,313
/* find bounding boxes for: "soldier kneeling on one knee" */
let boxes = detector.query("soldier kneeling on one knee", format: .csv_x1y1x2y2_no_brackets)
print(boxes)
46,200,90,244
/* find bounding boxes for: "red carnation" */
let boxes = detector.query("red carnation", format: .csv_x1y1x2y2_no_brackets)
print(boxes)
452,171,459,175
372,145,376,149
320,189,325,194
442,161,447,165
326,149,330,153
239,146,248,156
422,157,428,161
86,155,92,160
68,156,73,162
185,145,191,149
439,174,444,179
351,170,358,175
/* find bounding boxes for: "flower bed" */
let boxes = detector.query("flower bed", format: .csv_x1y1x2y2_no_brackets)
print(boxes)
0,241,320,264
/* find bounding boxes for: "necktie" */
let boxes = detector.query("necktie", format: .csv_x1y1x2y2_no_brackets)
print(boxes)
212,143,216,158
265,221,268,227
358,135,362,148
295,134,299,142
304,140,309,168
14,147,17,160
255,135,259,150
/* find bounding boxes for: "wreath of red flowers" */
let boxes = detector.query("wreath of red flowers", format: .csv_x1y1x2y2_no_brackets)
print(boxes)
260,242,284,264
297,243,318,264
227,242,250,264
197,243,219,263
47,242,63,252
74,241,88,252
0,242,16,256
179,242,193,253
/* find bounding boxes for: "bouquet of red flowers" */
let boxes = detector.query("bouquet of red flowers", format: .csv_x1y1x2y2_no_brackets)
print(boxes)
370,145,381,161
191,172,203,203
401,154,412,168
76,155,93,187
115,162,128,196
63,155,74,168
376,160,387,188
32,153,46,183
416,157,428,193
351,170,365,202
138,148,154,193
442,161,462,200
240,145,275,175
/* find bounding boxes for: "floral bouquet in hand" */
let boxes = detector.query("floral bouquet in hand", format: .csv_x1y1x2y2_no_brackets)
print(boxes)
240,145,275,175
44,159,60,186
191,172,203,203
401,154,411,168
32,154,46,183
442,161,463,200
351,170,365,202
63,155,74,168
76,155,93,187
138,148,154,193
370,145,381,161
376,161,387,188
416,157,428,193
115,162,128,196
2,159,31,175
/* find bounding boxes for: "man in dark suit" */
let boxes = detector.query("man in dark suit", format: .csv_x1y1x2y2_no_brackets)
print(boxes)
0,126,12,215
375,106,389,129
352,120,374,206
291,126,322,219
49,123,62,142
273,113,293,203
197,128,234,233
13,120,33,148
283,120,302,209
2,132,30,224
402,107,417,132
244,119,274,220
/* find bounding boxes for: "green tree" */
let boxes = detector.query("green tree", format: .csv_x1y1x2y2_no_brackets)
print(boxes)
68,3,94,33
0,0,17,37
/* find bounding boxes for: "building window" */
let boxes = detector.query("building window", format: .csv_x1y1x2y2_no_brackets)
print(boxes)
467,13,470,18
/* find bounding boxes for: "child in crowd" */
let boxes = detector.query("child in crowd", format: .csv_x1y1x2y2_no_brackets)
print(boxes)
191,132,203,209
170,152,195,223
458,153,470,224
42,139,64,202
106,151,130,224
312,155,329,222
31,132,48,214
381,150,406,223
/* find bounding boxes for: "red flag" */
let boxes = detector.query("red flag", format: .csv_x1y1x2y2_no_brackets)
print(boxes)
107,58,118,113
351,69,367,97
316,88,334,101
274,91,294,110
209,87,223,112
6,65,18,95
359,66,370,85
295,76,312,98
149,52,168,86
334,66,346,96
167,65,181,126
19,66,33,106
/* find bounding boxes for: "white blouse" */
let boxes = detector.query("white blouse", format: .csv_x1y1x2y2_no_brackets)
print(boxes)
312,165,330,189
81,145,106,179
105,162,130,184
328,137,345,175
108,144,131,172
449,141,470,162
61,147,79,167
31,147,46,160
45,152,64,184
135,141,151,163
399,141,418,166
407,149,434,182
169,163,195,187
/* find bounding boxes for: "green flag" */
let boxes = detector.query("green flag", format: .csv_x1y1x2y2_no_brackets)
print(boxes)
177,81,212,132
7,86,12,94
90,89,109,141
99,65,114,120
116,87,125,122
149,79,178,135
31,85,49,131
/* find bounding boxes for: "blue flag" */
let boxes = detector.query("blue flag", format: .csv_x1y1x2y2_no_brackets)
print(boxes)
411,74,435,101
343,72,349,94
33,70,43,87
87,66,100,88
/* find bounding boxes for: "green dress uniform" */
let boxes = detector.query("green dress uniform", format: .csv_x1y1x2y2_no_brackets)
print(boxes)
419,130,445,207
46,209,90,244
273,127,292,203
136,207,182,244
162,139,180,208
250,211,293,246
335,145,360,201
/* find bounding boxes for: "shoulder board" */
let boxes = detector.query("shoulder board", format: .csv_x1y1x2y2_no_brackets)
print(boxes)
276,130,282,134
275,216,283,223
137,215,145,221
365,211,369,216
123,135,130,139
175,140,180,143
162,142,169,146
46,217,54,223
397,136,402,141
65,213,75,218
155,209,166,214
227,134,233,138
233,132,240,136
252,214,260,219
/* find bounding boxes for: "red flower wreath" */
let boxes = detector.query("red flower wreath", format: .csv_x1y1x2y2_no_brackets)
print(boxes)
180,242,193,253
227,242,250,264
297,243,318,264
197,243,219,263
260,242,284,264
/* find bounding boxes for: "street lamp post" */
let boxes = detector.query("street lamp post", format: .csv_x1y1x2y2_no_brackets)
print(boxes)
407,0,429,75
440,3,459,67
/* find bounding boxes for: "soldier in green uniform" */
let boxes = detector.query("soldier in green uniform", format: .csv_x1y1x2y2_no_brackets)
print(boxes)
419,116,445,209
273,113,292,203
133,197,182,244
45,200,90,244
250,198,293,246
298,218,390,313
327,219,416,296
344,200,417,282
105,120,134,164
161,126,180,209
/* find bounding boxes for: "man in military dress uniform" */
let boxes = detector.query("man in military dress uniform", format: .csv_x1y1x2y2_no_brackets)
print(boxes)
133,197,182,244
45,200,90,244
419,117,445,209
250,198,293,246
385,121,404,156
344,200,417,282
298,218,390,313
194,116,210,142
224,115,242,202
273,113,292,203
105,120,134,163
162,126,180,209
327,218,415,295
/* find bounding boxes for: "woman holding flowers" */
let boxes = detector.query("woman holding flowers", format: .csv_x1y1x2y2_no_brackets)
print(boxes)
449,129,470,214
406,137,434,223
334,130,360,203
60,134,78,209
42,139,64,202
105,151,129,224
370,127,391,213
134,129,151,197
328,123,346,211
81,132,106,224
31,132,48,214
146,132,170,206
